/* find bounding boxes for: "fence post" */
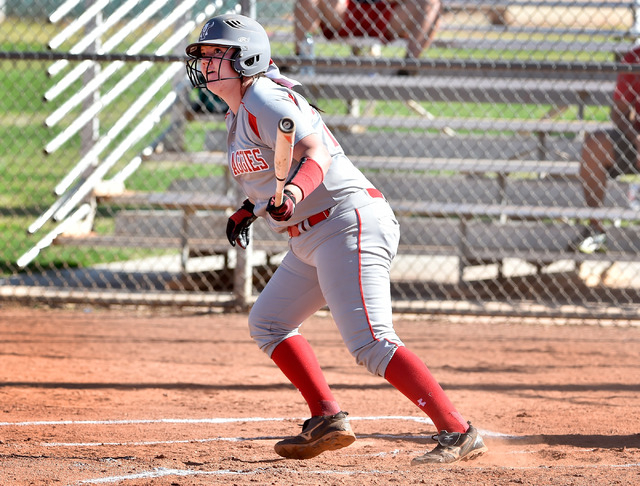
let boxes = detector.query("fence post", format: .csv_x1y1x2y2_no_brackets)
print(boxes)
233,230,253,310
163,2,195,153
81,1,101,163
240,0,256,18
633,0,640,40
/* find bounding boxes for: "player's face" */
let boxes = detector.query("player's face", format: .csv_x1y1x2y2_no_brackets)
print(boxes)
199,45,239,88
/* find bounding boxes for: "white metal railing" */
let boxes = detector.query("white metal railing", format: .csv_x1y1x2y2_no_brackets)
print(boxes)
46,0,174,95
45,18,200,178
49,0,86,24
47,0,110,53
20,1,220,264
48,0,140,53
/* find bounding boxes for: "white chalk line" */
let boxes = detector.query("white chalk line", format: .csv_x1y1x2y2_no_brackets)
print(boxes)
0,415,515,445
0,416,286,427
43,436,262,447
0,415,509,435
68,467,402,485
67,462,640,485
39,433,460,448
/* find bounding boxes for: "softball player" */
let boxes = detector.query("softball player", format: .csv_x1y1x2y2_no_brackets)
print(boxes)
185,13,487,464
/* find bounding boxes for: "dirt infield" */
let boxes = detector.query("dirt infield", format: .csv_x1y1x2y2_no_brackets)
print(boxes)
0,305,639,485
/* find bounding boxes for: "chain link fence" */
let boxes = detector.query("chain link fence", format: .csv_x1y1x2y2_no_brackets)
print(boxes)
1,0,639,320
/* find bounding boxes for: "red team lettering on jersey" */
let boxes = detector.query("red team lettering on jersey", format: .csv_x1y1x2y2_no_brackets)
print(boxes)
231,148,269,176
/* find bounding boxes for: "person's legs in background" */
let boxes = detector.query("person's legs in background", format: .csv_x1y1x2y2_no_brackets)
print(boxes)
294,0,345,54
573,129,632,253
389,0,442,59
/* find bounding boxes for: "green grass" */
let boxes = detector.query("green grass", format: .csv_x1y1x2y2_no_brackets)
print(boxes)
0,215,147,275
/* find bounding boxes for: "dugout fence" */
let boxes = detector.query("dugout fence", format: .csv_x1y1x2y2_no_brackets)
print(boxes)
1,0,640,321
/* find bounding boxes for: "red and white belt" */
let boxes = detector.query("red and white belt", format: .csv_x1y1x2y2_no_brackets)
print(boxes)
287,188,384,238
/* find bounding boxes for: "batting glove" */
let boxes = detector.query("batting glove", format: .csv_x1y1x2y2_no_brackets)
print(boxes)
266,189,296,222
226,199,257,249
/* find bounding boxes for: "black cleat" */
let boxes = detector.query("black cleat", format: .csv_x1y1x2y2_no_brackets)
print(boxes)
411,422,488,465
274,411,356,460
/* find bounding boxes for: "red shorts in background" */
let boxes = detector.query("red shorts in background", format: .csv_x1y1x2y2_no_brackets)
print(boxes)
321,0,397,42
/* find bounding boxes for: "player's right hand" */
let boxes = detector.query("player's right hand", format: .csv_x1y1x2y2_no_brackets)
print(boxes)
226,199,257,249
266,189,296,222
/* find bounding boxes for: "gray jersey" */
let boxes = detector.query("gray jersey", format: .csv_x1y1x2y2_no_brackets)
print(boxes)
225,77,373,232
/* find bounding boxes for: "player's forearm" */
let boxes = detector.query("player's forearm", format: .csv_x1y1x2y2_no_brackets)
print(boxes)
292,133,332,173
283,184,303,204
286,157,325,202
287,133,332,202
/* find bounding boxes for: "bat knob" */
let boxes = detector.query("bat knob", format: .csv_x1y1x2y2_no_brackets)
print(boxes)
278,117,295,133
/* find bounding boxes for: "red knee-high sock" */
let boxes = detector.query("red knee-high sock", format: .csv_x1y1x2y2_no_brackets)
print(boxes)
384,346,468,433
270,334,341,417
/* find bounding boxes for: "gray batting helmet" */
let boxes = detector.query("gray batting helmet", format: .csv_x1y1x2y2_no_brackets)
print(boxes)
185,14,271,77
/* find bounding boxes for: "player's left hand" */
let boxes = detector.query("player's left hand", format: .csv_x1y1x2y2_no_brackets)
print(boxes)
226,199,257,249
266,189,296,222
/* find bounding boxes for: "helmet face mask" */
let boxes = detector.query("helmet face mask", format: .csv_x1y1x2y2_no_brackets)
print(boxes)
185,14,271,88
186,46,239,88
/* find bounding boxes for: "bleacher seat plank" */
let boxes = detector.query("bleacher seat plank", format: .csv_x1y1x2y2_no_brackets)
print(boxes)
96,177,629,214
322,115,609,134
143,150,227,165
354,157,578,175
392,200,640,221
431,39,632,55
112,210,288,244
98,191,235,210
397,217,640,261
199,130,583,164
296,74,615,107
334,131,583,162
446,0,634,9
367,174,630,207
